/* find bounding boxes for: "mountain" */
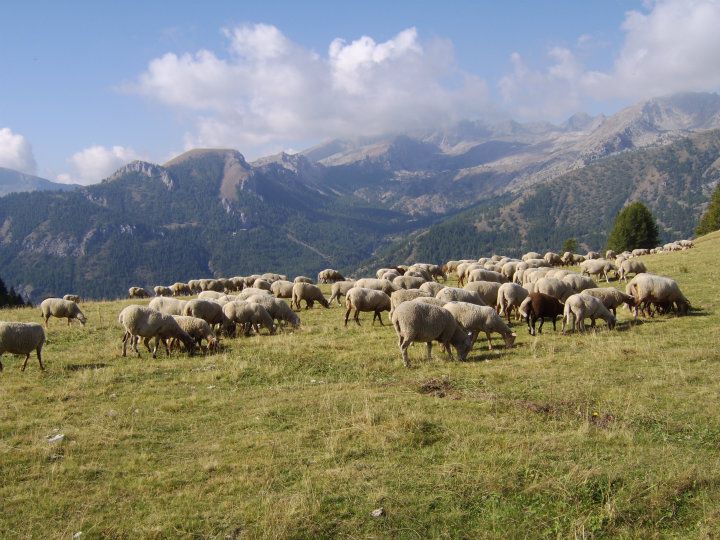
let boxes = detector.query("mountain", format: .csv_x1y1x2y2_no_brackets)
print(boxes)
0,167,79,197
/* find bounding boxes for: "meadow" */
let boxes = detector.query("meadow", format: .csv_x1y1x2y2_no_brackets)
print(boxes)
2,233,720,539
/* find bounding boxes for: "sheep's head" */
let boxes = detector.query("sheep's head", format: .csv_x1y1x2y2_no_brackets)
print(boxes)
504,332,517,348
77,312,88,326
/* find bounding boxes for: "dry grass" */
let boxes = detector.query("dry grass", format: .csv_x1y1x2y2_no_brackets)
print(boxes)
2,232,720,538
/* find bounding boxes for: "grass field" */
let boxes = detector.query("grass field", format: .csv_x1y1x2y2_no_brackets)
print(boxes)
2,233,720,539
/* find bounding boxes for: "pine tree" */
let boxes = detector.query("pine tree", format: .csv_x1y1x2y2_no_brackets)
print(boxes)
607,202,660,252
696,183,720,236
562,238,578,253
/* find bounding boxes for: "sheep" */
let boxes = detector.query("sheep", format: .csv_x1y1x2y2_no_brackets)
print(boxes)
522,251,543,261
523,267,552,284
261,273,287,283
443,301,516,351
376,268,392,279
520,293,564,336
198,290,225,301
381,270,401,281
533,277,573,302
246,295,301,328
391,301,472,367
405,266,432,282
228,277,245,292
270,280,295,299
153,285,172,297
501,261,520,281
243,275,261,287
586,251,600,260
182,299,236,336
626,273,690,319
427,264,446,281
412,297,448,308
436,287,485,306
581,287,635,315
148,297,188,316
561,273,595,294
389,289,430,316
237,287,273,300
119,305,195,358
618,259,648,282
317,269,345,283
171,315,218,352
393,275,426,290
291,283,330,310
495,282,529,323
632,248,650,257
128,287,150,298
544,252,562,266
294,276,314,284
463,281,502,306
345,287,392,326
223,301,275,336
0,322,46,371
605,250,617,260
354,278,398,296
170,282,191,296
40,298,87,328
63,294,81,303
419,281,446,297
253,279,273,292
562,294,616,333
328,280,356,306
467,268,507,284
579,259,617,282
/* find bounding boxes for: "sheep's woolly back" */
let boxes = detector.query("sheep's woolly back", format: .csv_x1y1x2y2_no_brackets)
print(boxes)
0,322,45,355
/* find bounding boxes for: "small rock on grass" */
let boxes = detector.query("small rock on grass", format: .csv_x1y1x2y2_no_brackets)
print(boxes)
370,507,385,518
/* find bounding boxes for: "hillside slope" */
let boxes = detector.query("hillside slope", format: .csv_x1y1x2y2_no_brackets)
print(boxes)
0,167,78,197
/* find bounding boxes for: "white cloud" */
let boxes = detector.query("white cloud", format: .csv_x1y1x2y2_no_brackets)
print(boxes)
127,24,491,156
0,128,37,174
499,0,720,120
57,145,143,185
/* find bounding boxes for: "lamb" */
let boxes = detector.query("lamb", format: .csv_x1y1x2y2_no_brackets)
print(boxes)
533,277,573,301
519,293,564,336
389,289,430,316
495,282,529,322
317,269,346,283
581,287,635,315
119,305,195,358
419,281,446,297
171,315,218,352
181,299,236,336
63,294,81,303
436,287,485,306
579,259,617,282
246,295,301,328
354,278,398,296
562,294,616,333
328,280,356,305
463,281,502,306
128,287,150,298
393,275,426,290
345,287,392,326
626,273,690,319
40,298,87,327
294,276,314,284
618,259,648,282
291,283,330,310
170,282,191,296
223,301,275,335
148,297,188,316
0,322,46,371
271,280,295,299
391,301,472,367
443,301,516,350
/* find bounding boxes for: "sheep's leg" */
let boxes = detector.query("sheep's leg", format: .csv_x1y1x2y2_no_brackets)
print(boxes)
67,318,71,326
44,316,50,328
485,331,493,350
376,311,384,326
426,342,433,360
354,309,361,326
143,337,153,354
344,306,352,326
444,341,455,361
122,332,129,357
590,317,597,329
538,316,545,334
400,339,411,367
21,353,30,371
161,338,170,356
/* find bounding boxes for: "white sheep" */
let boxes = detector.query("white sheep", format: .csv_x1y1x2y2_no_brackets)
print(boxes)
495,282,529,323
443,301,516,350
119,305,195,358
463,281,502,306
354,278,398,296
63,294,81,303
246,295,301,328
128,287,150,298
562,294,616,333
271,280,295,299
317,269,345,283
291,283,330,310
345,287,392,326
40,298,87,328
171,315,218,352
328,280,356,306
154,285,173,297
579,259,617,282
0,322,46,371
223,301,275,335
419,281,446,297
618,259,648,282
148,297,188,316
393,275,426,290
581,288,635,315
625,273,690,319
436,287,485,306
389,289,430,316
182,299,236,336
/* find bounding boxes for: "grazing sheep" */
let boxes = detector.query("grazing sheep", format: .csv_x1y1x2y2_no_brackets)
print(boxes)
391,302,472,367
579,259,617,282
345,287,392,326
467,268,507,284
63,294,81,303
586,251,600,260
271,280,295,299
119,305,195,358
243,275,261,287
581,287,635,315
128,287,150,299
376,268,392,279
198,290,225,301
294,276,314,284
389,289,430,316
501,261,520,281
354,278,398,296
148,297,188,316
237,287,273,300
605,250,617,260
261,273,287,283
40,298,87,328
291,283,330,310
427,264,446,281
0,322,46,371
562,294,616,333
523,267,552,284
419,281,446,297
246,295,301,328
170,282,192,296
520,293,564,336
618,259,648,282
329,280,356,306
463,281,502,306
381,270,401,281
171,315,218,352
544,252,562,266
393,275,426,290
253,279,273,292
436,287,485,306
317,269,346,284
412,297,447,308
534,277,573,302
443,301,516,350
223,301,275,335
522,251,543,261
182,300,236,336
626,273,690,319
228,277,245,292
153,285,173,297
632,248,650,257
561,273,595,294
405,267,432,282
496,282,529,323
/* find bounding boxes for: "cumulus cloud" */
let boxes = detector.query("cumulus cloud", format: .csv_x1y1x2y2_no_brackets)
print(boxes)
127,24,491,155
0,128,37,174
499,0,720,120
57,145,143,185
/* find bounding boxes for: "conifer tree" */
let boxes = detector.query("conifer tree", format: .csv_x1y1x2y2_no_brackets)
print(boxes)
607,202,659,252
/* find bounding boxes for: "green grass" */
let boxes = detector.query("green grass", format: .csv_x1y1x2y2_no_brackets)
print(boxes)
3,233,720,538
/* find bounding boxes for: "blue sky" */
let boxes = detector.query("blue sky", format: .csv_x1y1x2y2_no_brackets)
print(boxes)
2,0,719,184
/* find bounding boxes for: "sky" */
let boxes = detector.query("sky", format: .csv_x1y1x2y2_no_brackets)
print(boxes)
2,0,720,185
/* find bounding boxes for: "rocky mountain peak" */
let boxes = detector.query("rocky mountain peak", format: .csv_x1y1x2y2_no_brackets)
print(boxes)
106,160,174,189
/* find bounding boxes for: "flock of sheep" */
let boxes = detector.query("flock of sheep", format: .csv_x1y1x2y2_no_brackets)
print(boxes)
0,239,695,371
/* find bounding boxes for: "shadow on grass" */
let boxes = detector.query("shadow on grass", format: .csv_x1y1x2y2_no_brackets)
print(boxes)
64,363,108,371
